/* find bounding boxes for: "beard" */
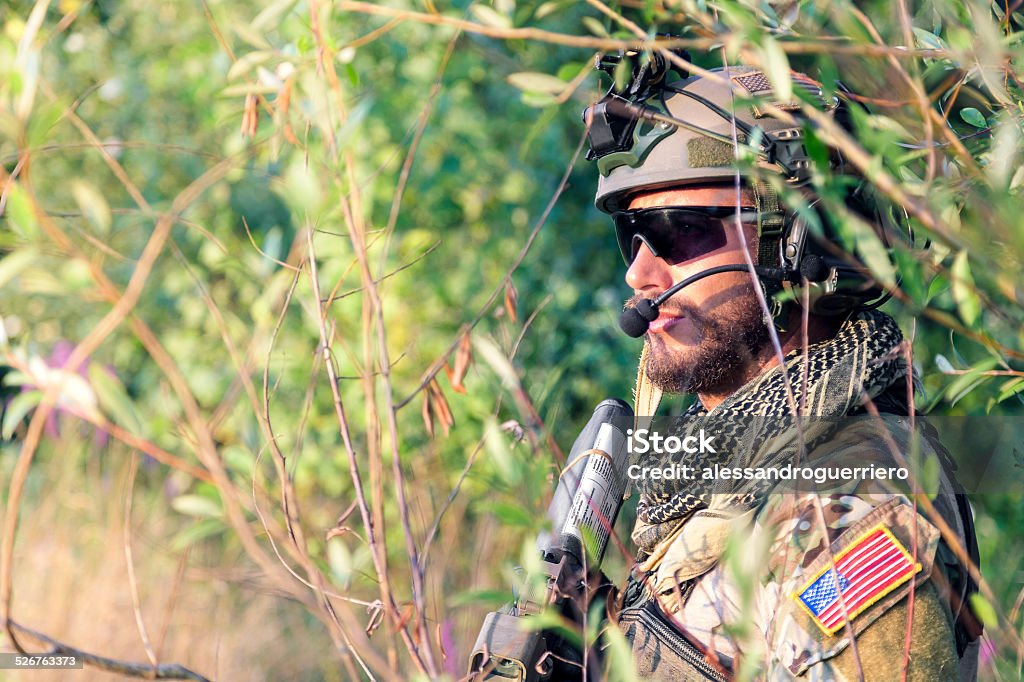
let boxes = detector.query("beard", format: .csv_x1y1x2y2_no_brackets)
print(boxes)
627,285,771,394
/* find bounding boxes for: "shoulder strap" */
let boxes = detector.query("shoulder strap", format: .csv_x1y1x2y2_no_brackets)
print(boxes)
634,344,663,427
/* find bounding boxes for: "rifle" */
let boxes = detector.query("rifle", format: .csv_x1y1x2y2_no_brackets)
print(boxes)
466,399,634,681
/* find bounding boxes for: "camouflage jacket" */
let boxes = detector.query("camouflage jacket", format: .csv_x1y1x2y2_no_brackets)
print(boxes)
620,417,981,681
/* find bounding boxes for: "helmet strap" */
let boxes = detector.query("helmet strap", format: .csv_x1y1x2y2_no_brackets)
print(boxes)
751,180,791,331
751,180,784,267
634,343,663,424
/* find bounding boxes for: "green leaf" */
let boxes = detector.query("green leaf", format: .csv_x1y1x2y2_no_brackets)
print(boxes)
170,518,224,551
1010,165,1024,193
613,56,631,93
959,107,987,129
171,494,223,518
968,593,999,629
233,23,273,50
5,182,38,239
70,180,112,235
845,215,896,287
556,62,585,82
223,445,255,476
996,377,1024,403
484,418,521,485
2,371,32,388
602,621,639,682
489,501,533,527
920,452,940,498
581,16,610,38
470,5,512,29
343,62,359,88
535,0,571,20
88,364,143,436
523,610,583,650
912,27,949,51
945,358,999,407
926,273,948,304
2,390,41,439
326,537,353,588
474,335,518,389
227,50,275,82
449,588,511,608
950,251,982,328
250,0,298,32
935,354,955,373
761,37,792,102
0,248,37,288
506,72,566,95
26,100,63,148
220,83,279,97
892,250,926,305
521,91,557,108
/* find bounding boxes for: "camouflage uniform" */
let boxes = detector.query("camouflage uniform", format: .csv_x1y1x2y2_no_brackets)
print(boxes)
620,416,981,681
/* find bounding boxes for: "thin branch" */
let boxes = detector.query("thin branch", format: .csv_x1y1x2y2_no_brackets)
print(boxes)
6,620,210,681
1,154,237,633
337,191,440,675
338,1,965,59
326,242,440,304
242,215,302,271
306,229,418,678
123,454,159,669
345,16,404,50
396,130,589,409
155,548,190,664
379,25,461,279
4,99,395,680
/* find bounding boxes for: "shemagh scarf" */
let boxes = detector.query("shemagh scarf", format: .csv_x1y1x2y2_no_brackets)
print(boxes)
630,310,907,593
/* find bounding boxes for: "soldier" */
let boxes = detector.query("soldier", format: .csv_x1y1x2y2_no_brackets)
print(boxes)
584,60,982,680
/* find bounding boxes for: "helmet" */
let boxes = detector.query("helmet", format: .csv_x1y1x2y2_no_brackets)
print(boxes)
591,63,835,212
585,54,893,317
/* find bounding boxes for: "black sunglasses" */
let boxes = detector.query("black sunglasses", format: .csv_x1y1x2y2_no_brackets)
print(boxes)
611,206,758,266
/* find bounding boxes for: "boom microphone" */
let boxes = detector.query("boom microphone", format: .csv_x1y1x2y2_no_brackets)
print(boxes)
618,256,829,338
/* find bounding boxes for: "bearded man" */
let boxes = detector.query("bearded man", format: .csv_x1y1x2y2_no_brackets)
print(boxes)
585,61,982,680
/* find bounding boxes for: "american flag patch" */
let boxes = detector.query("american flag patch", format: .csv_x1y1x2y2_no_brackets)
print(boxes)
793,524,922,636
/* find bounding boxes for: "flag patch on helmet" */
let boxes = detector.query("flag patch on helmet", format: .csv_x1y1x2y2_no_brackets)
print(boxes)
793,523,922,636
731,71,828,115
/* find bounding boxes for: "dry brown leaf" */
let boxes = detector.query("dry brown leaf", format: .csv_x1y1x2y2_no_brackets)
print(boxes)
276,78,298,145
422,378,454,438
241,94,259,137
397,604,417,640
504,279,518,323
430,378,454,436
447,332,472,393
436,622,447,664
325,527,352,541
421,384,435,438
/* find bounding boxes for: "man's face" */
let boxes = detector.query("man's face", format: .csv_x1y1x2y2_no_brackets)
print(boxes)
623,184,770,394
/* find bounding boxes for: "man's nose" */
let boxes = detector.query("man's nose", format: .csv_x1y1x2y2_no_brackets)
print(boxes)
625,242,674,293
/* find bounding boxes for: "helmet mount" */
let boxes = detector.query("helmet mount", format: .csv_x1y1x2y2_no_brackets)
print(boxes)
585,56,896,317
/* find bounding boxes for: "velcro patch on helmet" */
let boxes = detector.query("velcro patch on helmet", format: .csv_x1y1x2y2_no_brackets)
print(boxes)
732,71,826,117
687,138,735,168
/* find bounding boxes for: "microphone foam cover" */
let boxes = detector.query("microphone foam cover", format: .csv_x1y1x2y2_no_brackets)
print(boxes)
619,307,650,338
800,254,829,283
636,298,659,320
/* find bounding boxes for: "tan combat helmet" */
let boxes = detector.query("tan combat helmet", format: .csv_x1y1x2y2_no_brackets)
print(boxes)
586,54,896,318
